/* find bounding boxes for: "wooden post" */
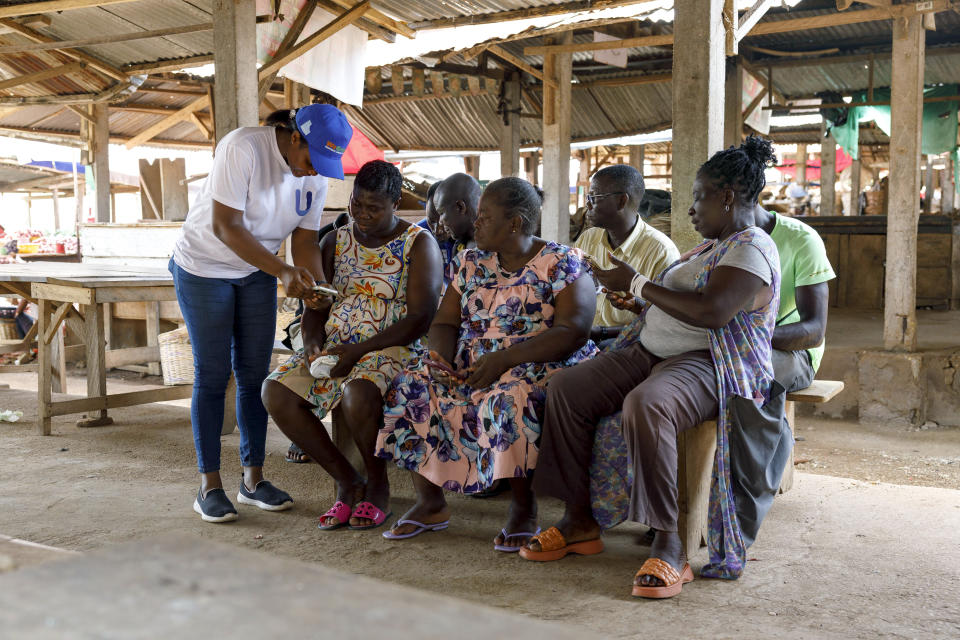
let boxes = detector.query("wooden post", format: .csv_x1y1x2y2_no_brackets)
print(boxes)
820,123,836,216
671,0,725,252
541,31,572,243
923,155,935,214
92,103,110,223
160,158,188,221
723,56,743,149
884,12,925,352
51,322,67,394
629,144,645,175
942,155,955,214
463,156,480,180
77,302,113,427
524,151,539,185
145,301,161,376
37,298,51,435
850,154,862,216
52,187,61,231
499,72,521,179
212,0,258,144
796,143,807,186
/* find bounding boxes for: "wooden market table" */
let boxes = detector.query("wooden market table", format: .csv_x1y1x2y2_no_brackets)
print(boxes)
0,263,193,435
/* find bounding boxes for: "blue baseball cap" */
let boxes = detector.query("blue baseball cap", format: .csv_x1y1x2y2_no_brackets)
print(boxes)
294,104,353,180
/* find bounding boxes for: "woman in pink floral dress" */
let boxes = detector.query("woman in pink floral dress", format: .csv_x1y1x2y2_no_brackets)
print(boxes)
376,177,598,550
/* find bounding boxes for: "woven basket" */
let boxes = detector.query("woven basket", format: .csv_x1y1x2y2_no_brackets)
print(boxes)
0,318,18,341
158,326,194,386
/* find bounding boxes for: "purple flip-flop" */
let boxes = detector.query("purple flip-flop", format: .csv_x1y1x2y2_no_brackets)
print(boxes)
382,518,450,540
494,527,541,553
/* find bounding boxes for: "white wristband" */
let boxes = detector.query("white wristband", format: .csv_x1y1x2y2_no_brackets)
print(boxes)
630,273,650,300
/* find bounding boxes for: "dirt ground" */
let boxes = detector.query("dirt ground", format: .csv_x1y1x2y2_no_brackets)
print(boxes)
1,370,959,639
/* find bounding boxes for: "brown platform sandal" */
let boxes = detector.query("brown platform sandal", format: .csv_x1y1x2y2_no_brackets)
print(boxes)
518,526,604,562
631,557,694,599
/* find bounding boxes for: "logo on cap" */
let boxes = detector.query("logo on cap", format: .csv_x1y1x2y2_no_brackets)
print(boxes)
325,141,346,155
300,120,312,135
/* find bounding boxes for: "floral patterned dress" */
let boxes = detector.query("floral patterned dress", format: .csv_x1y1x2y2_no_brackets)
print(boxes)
376,242,598,494
267,222,427,418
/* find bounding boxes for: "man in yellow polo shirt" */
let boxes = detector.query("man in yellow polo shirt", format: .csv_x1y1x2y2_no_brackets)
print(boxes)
574,165,679,345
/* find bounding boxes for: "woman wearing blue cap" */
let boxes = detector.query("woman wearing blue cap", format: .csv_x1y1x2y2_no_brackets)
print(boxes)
170,103,353,522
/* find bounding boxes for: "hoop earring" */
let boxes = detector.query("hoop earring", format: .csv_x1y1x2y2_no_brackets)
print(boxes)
725,204,730,212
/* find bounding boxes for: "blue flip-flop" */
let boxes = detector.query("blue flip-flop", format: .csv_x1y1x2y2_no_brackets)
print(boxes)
494,527,541,553
382,518,450,540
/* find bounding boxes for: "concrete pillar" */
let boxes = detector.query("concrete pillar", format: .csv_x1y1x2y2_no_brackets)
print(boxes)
523,152,539,185
850,155,862,216
576,150,590,208
884,13,925,352
671,0,725,252
820,123,836,216
723,56,743,150
796,143,807,186
629,144,645,175
923,154,935,214
541,31,573,243
92,103,110,223
499,72,521,179
942,155,956,214
213,0,258,144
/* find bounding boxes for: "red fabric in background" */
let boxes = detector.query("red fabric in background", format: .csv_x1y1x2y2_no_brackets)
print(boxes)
778,147,852,182
341,126,384,175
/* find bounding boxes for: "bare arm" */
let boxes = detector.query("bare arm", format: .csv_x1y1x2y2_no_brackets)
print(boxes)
290,226,327,283
300,231,337,357
771,282,829,351
211,200,314,298
427,285,463,366
641,265,769,330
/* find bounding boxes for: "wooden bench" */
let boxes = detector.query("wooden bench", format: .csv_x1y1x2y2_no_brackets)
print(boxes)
676,379,845,556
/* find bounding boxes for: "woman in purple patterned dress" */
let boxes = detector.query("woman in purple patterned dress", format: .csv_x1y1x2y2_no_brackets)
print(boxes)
376,177,598,550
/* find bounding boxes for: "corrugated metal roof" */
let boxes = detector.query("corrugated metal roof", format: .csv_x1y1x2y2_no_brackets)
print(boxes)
374,0,589,23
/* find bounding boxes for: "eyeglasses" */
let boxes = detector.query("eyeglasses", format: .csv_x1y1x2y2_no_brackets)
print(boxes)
586,191,625,205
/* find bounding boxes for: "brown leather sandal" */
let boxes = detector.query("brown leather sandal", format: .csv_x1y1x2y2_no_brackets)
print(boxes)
631,557,694,599
518,526,604,562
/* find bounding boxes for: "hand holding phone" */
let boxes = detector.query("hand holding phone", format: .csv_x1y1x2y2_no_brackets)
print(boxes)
312,284,338,297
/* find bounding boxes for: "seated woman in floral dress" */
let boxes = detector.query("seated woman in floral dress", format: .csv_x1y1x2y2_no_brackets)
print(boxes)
376,177,598,550
262,160,443,531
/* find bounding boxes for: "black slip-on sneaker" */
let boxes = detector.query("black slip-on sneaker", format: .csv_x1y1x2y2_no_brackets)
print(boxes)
237,480,293,512
193,488,238,523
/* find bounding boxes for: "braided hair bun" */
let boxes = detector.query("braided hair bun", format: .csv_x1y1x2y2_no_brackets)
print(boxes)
699,135,777,204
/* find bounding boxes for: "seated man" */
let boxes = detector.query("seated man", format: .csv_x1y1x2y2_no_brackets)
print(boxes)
418,180,458,280
575,165,679,345
433,172,481,255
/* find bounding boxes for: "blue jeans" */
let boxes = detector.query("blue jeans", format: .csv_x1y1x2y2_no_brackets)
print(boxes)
169,258,277,473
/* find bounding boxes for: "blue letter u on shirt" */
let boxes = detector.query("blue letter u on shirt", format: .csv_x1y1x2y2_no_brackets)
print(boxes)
295,189,313,217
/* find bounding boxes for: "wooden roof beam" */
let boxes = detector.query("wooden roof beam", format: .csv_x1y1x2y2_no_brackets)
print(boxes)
0,61,85,92
123,55,214,75
0,124,212,150
323,0,414,38
0,0,140,20
488,45,557,89
0,18,127,82
407,0,658,30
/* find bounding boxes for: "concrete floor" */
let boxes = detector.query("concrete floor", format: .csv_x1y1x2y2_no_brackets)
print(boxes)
1,367,959,639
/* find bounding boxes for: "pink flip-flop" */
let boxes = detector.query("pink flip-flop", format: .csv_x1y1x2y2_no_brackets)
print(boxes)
317,500,352,531
348,501,392,531
494,527,541,553
382,519,450,540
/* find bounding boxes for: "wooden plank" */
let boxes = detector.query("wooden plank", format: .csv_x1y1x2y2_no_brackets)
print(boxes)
737,0,776,38
488,45,557,89
82,303,109,423
51,324,67,393
0,363,39,373
32,283,94,305
104,345,161,369
676,419,717,556
0,19,127,82
123,96,210,149
0,62,85,92
93,287,179,304
37,299,51,435
42,302,73,345
324,0,414,38
144,301,161,376
122,54,214,75
409,0,651,29
48,385,194,417
786,380,845,404
0,0,138,19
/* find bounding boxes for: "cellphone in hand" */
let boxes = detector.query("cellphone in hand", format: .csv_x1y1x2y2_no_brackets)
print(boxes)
422,357,464,379
312,284,338,297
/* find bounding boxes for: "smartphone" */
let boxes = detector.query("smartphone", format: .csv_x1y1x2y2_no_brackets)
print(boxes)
422,357,464,379
312,284,338,297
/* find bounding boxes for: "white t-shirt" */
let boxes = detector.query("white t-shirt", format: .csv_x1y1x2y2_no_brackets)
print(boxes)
640,241,774,358
173,127,328,279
